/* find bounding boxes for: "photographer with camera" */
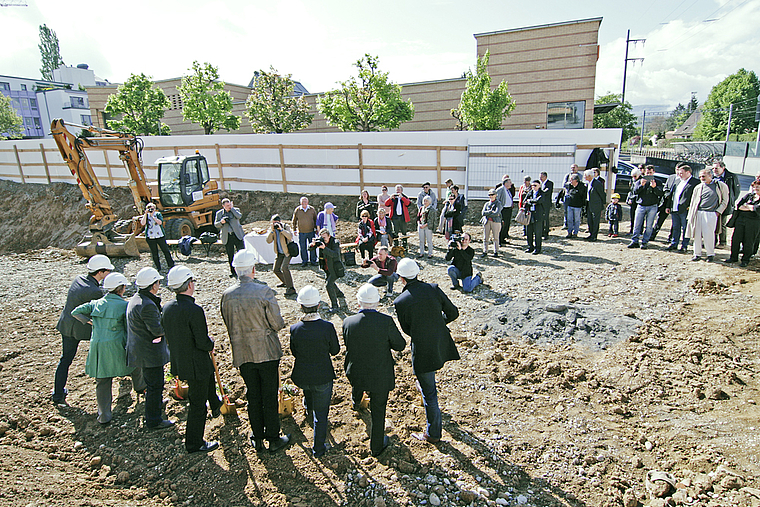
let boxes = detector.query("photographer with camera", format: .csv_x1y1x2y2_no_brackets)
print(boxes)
445,232,481,293
215,198,245,277
384,185,411,249
309,228,344,312
140,203,174,272
367,246,399,296
266,215,296,296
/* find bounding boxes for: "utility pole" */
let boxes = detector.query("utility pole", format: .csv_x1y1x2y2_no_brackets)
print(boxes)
639,110,647,151
621,29,645,106
725,103,734,142
755,96,760,144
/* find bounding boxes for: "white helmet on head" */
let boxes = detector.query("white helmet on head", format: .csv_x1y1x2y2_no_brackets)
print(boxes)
396,258,420,279
356,284,380,304
87,254,114,272
231,249,256,268
167,265,193,290
102,273,129,291
135,267,163,289
297,285,321,307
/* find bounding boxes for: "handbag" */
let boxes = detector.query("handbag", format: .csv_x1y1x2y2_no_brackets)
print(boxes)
726,212,738,229
333,259,345,278
514,208,531,226
343,250,356,266
287,240,299,258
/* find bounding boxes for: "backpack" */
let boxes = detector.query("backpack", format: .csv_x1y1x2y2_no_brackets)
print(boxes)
287,240,299,258
178,236,196,256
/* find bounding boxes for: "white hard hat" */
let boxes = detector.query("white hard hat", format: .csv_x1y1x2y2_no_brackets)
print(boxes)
296,285,321,307
396,258,420,278
102,273,129,291
135,267,163,289
356,284,380,304
167,265,193,290
231,249,256,268
87,254,114,272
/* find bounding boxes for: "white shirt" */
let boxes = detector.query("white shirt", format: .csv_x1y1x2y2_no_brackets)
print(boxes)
672,177,689,212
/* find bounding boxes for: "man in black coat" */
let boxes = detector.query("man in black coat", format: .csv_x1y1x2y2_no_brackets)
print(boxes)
163,266,221,453
538,172,554,238
343,284,406,457
665,165,700,252
393,259,459,444
713,159,741,246
127,267,172,430
584,169,606,241
53,254,113,406
523,181,547,254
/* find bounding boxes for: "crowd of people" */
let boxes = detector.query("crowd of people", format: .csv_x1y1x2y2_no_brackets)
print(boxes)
53,157,759,458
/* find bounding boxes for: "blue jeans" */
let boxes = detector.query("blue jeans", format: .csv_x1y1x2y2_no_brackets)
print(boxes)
53,334,80,402
447,265,481,293
632,204,658,244
669,210,690,249
567,206,582,235
298,231,317,265
369,273,399,293
301,381,333,456
416,371,442,440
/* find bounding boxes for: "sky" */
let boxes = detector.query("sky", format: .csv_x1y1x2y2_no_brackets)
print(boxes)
1,0,759,111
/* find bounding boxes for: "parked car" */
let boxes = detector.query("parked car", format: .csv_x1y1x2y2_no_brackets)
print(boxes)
613,161,668,201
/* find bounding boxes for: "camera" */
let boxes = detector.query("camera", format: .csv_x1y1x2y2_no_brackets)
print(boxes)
448,233,463,249
273,222,282,230
313,238,324,247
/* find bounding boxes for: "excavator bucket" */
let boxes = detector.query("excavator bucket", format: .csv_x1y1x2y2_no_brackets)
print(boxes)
75,231,141,258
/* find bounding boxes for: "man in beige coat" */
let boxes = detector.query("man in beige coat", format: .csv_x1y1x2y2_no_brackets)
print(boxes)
220,250,291,453
686,168,729,262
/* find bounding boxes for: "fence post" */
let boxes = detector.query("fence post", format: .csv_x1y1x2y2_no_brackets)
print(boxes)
215,144,225,189
13,145,25,184
40,143,51,184
279,144,287,193
358,143,364,191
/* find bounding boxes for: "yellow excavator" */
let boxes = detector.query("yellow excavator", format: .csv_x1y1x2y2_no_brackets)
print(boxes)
51,119,220,257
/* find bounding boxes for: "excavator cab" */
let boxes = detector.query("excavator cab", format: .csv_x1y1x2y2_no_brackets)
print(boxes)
156,154,211,207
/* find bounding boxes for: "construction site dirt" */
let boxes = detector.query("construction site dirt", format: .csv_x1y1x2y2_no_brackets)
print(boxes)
1,180,759,507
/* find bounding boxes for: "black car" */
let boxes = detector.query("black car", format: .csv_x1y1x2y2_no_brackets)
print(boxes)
614,161,668,201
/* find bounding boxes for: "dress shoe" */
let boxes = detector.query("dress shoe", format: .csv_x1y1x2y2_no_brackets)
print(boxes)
691,256,701,262
147,419,175,430
284,287,297,296
665,244,677,251
678,247,687,254
706,255,714,262
492,252,498,258
250,435,266,453
725,257,738,263
449,285,459,291
585,237,597,242
189,441,219,454
740,261,749,267
532,250,541,255
229,273,237,278
525,247,534,253
372,436,391,457
480,252,488,258
210,406,222,419
276,283,286,288
411,432,440,443
640,243,648,250
268,434,292,453
565,234,573,239
313,442,332,458
301,263,308,268
627,242,639,249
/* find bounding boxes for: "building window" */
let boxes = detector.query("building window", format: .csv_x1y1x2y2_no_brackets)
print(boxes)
71,96,86,108
0,82,9,91
21,84,27,91
81,115,92,126
33,117,41,129
547,101,586,129
29,98,37,109
20,98,29,108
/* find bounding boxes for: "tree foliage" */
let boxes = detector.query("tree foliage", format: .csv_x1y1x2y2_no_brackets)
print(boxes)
694,68,760,141
245,67,312,133
318,54,414,132
593,93,638,142
664,95,699,132
451,50,515,130
104,73,171,135
0,94,23,140
38,24,65,81
178,61,241,135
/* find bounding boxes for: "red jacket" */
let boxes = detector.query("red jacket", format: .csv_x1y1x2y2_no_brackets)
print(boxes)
384,194,411,222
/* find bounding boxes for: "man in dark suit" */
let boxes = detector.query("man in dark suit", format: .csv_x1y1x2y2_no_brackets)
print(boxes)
665,165,700,252
538,172,554,238
215,198,245,277
584,169,606,241
342,284,406,457
393,259,459,444
651,170,681,242
163,265,221,453
712,159,741,246
523,181,547,254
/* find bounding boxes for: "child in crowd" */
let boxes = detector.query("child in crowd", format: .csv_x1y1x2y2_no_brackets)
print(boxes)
606,193,623,237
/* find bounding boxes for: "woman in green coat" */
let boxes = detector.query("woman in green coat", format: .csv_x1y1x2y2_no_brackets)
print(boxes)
72,273,143,424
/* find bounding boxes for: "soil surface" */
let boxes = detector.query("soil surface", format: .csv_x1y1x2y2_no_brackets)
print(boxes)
1,181,760,507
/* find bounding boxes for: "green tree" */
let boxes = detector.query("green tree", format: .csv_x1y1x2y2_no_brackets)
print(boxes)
103,73,171,135
245,67,312,133
0,94,23,139
593,93,638,142
38,24,65,81
450,50,515,130
694,68,760,140
177,61,241,135
318,54,414,132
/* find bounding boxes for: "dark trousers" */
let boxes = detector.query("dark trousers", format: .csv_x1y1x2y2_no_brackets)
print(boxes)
325,269,342,308
650,205,669,241
391,217,408,247
298,231,317,265
302,381,333,456
608,220,619,235
352,387,390,456
273,253,293,289
499,207,513,243
628,202,638,234
239,360,281,442
53,334,81,402
225,235,245,276
358,241,375,259
185,374,223,451
587,206,601,240
526,219,543,252
669,210,690,249
731,217,760,263
143,366,165,427
147,237,174,271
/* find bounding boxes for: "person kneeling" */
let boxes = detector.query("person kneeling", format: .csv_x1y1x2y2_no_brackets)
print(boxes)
445,232,481,292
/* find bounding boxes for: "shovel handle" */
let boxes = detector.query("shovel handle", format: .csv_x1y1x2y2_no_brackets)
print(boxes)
210,351,229,402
